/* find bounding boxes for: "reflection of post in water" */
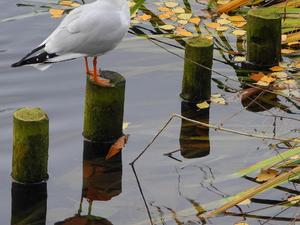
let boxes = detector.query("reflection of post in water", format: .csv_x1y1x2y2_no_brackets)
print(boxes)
54,141,122,225
81,140,122,204
11,182,47,225
180,101,210,158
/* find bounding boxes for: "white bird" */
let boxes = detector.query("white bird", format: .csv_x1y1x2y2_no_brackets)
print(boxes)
11,0,130,86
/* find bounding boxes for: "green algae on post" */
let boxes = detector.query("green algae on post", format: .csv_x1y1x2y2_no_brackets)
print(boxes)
246,8,281,68
83,71,125,143
181,36,213,102
12,107,49,183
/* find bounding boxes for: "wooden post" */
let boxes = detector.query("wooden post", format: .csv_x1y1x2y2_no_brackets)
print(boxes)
247,8,281,68
83,71,125,143
11,182,47,225
12,107,49,183
181,36,213,102
180,102,210,158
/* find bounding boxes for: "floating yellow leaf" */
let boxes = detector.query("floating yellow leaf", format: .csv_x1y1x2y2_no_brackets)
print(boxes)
234,56,246,62
49,8,64,18
211,95,226,104
159,24,175,30
196,101,210,109
270,65,284,72
232,29,246,36
271,71,288,78
178,20,188,25
189,17,201,25
235,222,249,225
170,16,177,21
217,18,231,25
165,1,178,8
232,21,246,28
205,22,220,29
220,13,229,19
59,0,73,6
216,26,229,32
228,15,246,22
105,135,129,160
122,122,130,130
295,63,300,69
238,199,251,205
158,7,171,12
177,13,192,20
281,49,296,54
172,7,185,13
256,169,278,182
175,27,193,37
138,14,151,21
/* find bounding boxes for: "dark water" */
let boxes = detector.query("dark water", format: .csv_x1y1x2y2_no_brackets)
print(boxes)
1,1,300,224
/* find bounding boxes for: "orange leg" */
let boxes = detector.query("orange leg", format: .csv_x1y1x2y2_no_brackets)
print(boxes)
84,56,112,87
84,57,90,76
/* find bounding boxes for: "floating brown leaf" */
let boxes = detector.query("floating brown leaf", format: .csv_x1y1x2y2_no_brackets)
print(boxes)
189,17,201,25
256,169,278,182
270,65,285,72
205,22,220,29
138,14,152,21
105,135,129,160
158,7,171,12
250,72,265,81
175,27,193,37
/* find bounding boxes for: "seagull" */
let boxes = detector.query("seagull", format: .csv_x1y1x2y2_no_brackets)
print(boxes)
11,0,130,86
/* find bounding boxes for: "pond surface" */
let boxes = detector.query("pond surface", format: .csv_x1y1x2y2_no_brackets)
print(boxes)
1,0,299,225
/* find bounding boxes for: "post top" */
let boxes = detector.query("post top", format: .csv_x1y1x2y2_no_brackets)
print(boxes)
185,36,213,48
14,107,48,122
248,8,281,19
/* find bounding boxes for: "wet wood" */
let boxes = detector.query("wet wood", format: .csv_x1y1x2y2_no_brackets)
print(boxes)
181,36,213,102
247,8,281,68
12,107,49,183
83,71,125,142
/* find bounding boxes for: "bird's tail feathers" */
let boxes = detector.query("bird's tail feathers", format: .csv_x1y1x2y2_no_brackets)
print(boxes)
11,44,57,68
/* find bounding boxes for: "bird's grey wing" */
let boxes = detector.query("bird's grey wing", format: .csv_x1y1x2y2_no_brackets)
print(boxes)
44,7,126,56
41,6,83,46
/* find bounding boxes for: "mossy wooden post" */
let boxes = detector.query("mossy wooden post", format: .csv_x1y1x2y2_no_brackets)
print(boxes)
83,71,125,143
247,8,281,68
181,36,213,102
12,107,49,183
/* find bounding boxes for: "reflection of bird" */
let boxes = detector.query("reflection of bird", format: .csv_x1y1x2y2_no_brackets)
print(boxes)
11,0,130,86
